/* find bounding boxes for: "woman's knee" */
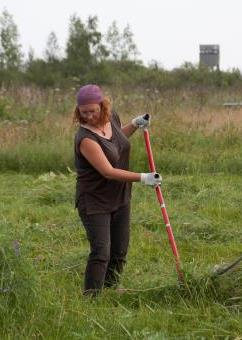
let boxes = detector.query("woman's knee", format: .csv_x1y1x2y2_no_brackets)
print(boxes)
89,243,110,263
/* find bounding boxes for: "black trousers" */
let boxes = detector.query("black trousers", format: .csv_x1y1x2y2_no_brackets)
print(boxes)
78,204,130,294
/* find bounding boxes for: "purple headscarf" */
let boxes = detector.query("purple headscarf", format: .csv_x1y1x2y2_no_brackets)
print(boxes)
77,84,104,106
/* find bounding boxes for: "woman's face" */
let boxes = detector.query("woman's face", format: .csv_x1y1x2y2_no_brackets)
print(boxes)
78,103,101,126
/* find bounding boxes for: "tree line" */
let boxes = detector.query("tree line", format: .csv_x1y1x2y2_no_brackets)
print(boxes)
1,8,242,90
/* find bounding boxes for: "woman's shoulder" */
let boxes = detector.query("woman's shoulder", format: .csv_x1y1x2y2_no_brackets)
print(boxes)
75,126,99,144
111,111,121,127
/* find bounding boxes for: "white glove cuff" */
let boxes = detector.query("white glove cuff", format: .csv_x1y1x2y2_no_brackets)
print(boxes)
131,118,138,128
140,173,146,184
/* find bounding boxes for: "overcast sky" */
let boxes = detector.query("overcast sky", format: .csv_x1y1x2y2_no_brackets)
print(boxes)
1,0,242,70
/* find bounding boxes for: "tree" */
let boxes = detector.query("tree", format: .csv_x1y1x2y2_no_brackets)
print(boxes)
27,47,35,66
121,24,139,60
44,31,61,62
65,14,92,76
105,21,120,61
86,16,108,62
0,9,22,70
65,14,108,77
105,21,139,61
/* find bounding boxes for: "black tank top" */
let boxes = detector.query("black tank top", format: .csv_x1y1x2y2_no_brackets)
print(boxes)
74,112,132,214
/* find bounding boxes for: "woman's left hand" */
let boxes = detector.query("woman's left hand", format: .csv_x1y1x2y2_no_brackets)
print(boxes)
131,114,150,129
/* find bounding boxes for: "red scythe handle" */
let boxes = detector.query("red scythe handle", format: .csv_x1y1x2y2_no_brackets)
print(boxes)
143,116,183,281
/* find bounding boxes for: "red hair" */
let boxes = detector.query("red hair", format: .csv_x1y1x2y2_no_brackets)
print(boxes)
73,96,112,125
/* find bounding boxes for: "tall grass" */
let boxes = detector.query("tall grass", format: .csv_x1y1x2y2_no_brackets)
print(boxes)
1,86,242,175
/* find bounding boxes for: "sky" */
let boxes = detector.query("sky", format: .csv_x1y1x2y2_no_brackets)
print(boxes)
0,0,242,71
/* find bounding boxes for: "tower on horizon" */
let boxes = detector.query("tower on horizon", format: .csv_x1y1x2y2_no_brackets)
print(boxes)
199,44,220,70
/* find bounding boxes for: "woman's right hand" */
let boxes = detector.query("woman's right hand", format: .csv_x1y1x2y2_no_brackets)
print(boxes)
140,172,162,186
132,114,150,129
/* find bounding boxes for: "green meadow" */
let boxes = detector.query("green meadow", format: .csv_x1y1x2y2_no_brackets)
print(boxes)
0,87,241,339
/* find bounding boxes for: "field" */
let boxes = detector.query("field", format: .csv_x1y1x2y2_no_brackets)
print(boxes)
0,86,242,339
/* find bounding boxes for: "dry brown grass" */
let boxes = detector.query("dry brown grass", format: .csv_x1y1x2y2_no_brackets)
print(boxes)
0,114,74,148
167,107,242,135
1,86,242,149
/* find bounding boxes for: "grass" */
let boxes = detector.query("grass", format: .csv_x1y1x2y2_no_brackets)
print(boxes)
1,86,242,175
0,172,241,339
0,86,242,338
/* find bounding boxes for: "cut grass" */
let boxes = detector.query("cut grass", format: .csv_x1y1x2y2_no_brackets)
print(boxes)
0,172,241,338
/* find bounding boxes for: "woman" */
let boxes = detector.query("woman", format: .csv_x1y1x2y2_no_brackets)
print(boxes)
74,84,161,296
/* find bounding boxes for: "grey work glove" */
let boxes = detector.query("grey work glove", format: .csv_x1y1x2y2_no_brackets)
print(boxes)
132,113,150,129
140,172,162,186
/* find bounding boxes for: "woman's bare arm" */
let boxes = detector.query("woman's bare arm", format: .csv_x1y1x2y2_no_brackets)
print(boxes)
80,138,141,181
121,122,138,138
